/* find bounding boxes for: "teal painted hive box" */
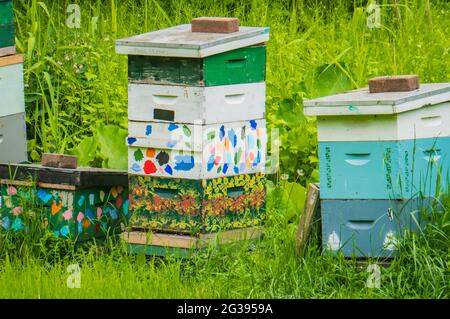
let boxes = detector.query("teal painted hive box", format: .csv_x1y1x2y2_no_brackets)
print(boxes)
116,24,269,87
321,198,433,258
304,83,450,200
0,164,129,241
129,173,266,235
318,136,450,199
0,0,15,50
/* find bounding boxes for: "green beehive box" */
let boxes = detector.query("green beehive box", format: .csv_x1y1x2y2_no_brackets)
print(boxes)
127,44,266,86
116,24,269,86
0,0,15,49
129,173,266,235
0,164,129,241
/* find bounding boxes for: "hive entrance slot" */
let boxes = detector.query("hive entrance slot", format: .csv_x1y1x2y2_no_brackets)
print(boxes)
153,109,175,121
346,220,375,230
153,188,178,199
228,186,245,198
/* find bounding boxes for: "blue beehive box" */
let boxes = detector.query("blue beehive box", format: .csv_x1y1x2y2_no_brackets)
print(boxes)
321,198,432,257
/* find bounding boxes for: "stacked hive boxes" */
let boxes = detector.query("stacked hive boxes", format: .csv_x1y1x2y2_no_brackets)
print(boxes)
116,21,269,254
0,0,27,163
304,82,450,257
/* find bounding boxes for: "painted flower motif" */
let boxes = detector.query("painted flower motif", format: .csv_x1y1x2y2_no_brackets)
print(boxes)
11,218,24,231
132,185,146,197
51,201,63,215
61,209,72,221
1,217,10,230
7,186,17,196
97,207,103,220
60,225,70,237
12,206,23,216
82,219,91,229
116,195,123,208
76,212,84,223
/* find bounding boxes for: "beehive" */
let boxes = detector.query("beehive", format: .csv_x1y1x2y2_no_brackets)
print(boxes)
304,81,450,257
116,20,269,255
0,164,129,241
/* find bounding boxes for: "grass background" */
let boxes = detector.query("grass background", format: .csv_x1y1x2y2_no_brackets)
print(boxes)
0,0,449,298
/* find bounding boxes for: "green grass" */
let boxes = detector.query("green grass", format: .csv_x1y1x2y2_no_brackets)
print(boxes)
0,196,449,298
0,0,449,298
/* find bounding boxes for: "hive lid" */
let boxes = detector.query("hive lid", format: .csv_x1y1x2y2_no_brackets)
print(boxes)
0,164,128,188
304,83,450,116
115,24,269,58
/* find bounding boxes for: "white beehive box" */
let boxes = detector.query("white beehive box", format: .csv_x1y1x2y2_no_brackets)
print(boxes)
128,82,265,124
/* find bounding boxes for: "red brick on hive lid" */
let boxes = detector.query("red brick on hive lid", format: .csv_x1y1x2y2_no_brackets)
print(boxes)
41,153,78,169
191,17,240,33
369,75,420,93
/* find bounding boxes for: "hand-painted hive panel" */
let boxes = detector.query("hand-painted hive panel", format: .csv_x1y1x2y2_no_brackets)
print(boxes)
0,184,129,241
128,82,266,124
0,60,25,117
318,137,450,199
127,119,267,179
0,112,27,164
321,198,430,257
129,173,266,234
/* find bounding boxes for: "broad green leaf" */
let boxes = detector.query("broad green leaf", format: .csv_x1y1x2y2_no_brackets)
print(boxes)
72,136,98,167
94,124,128,170
278,181,307,222
305,63,353,98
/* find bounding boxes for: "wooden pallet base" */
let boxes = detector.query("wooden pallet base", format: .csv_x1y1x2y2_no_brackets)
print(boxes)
0,45,15,58
122,227,264,257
